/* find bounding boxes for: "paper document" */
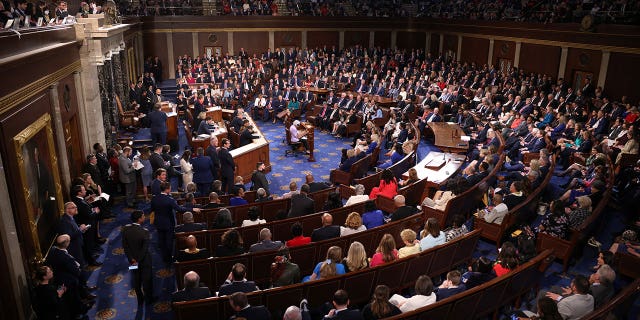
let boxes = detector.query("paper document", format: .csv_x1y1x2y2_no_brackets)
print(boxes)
100,193,110,201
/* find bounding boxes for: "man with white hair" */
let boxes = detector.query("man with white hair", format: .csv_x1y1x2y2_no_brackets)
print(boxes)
289,119,309,153
345,184,369,206
249,228,283,253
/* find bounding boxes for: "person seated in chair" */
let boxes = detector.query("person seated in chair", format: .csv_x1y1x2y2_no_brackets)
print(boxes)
434,270,466,301
219,263,259,296
228,292,271,320
172,271,213,302
202,192,222,209
175,212,206,233
229,187,249,206
311,213,341,242
322,289,364,320
175,235,211,262
290,120,310,154
249,228,283,253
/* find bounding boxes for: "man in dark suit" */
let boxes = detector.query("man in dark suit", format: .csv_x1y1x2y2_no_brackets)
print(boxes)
219,263,259,296
249,228,283,253
57,202,89,267
46,234,90,319
219,138,236,194
150,168,167,197
323,289,364,320
250,162,269,195
288,184,315,217
390,195,419,222
151,182,200,263
466,162,489,186
311,213,340,242
229,292,271,320
122,210,154,305
172,271,213,302
149,143,166,173
71,185,102,267
306,174,331,193
148,103,168,145
175,211,206,233
240,121,260,147
206,136,221,181
191,147,214,196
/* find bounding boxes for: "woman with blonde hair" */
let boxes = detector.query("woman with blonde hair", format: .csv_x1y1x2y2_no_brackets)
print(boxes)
342,241,369,273
304,246,345,282
370,234,398,267
340,212,367,236
398,229,420,258
399,168,419,187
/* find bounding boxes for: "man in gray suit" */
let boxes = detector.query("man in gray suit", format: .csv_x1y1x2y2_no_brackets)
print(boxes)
546,275,594,320
248,228,283,253
119,146,137,208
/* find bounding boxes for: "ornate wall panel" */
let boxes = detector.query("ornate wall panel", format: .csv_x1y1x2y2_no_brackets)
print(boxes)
460,36,489,66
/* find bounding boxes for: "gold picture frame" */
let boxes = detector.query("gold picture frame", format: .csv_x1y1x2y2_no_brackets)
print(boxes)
13,113,64,260
204,46,222,58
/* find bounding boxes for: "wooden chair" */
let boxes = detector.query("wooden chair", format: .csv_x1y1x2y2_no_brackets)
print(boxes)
329,154,371,186
345,115,363,137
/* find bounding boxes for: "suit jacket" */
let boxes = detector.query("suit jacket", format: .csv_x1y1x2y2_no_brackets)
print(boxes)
205,145,221,179
323,308,364,320
175,222,207,233
171,287,212,302
191,155,214,184
250,170,269,194
231,305,271,320
57,214,84,264
151,193,190,231
118,154,136,183
240,129,258,147
219,148,235,178
391,206,418,221
72,196,96,227
308,181,330,193
45,247,81,288
249,240,283,253
149,152,165,173
311,225,340,242
219,281,259,296
148,110,168,134
122,223,152,267
288,193,315,217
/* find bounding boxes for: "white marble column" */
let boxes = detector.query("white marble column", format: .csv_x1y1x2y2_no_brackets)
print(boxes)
597,51,610,90
390,30,397,50
514,42,522,68
166,32,175,80
0,155,29,320
339,31,345,51
301,31,307,49
369,31,375,49
425,32,431,54
77,60,105,149
558,46,569,79
228,31,234,54
48,83,72,190
192,32,199,57
269,31,275,51
456,35,462,61
488,38,495,66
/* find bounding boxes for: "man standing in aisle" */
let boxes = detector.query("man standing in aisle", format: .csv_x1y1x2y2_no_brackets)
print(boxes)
122,210,154,305
219,138,235,194
119,146,137,208
151,181,200,264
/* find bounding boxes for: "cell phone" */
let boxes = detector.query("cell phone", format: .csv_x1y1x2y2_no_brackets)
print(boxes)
85,224,91,229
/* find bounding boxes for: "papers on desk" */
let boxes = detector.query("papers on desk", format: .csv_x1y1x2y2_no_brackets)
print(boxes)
197,134,210,139
460,135,471,142
166,112,178,117
424,157,446,169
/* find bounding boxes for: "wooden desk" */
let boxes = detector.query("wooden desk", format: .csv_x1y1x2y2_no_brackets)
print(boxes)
160,102,178,144
189,123,228,151
403,152,466,184
428,122,469,153
223,110,271,183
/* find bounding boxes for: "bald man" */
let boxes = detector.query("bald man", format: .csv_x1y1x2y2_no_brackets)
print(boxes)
172,271,213,302
390,195,419,221
311,213,340,242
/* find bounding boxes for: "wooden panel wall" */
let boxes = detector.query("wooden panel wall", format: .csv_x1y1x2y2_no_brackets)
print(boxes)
143,33,170,79
344,31,369,48
374,31,391,48
442,34,458,56
492,40,516,66
274,31,301,48
606,52,640,103
460,37,489,66
519,43,561,79
396,31,426,50
233,32,269,55
197,32,229,56
565,48,602,87
307,31,339,49
172,32,193,60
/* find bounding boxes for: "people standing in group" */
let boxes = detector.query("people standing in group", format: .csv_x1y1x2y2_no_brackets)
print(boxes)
191,147,214,196
148,103,168,145
219,138,236,193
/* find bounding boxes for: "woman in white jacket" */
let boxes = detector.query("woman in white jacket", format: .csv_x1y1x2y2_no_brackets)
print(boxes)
180,149,193,187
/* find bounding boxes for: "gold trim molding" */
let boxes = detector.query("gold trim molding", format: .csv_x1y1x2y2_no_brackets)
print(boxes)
0,60,82,116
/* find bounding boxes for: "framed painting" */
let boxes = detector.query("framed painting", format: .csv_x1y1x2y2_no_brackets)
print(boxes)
13,113,64,259
573,71,593,93
204,46,223,58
